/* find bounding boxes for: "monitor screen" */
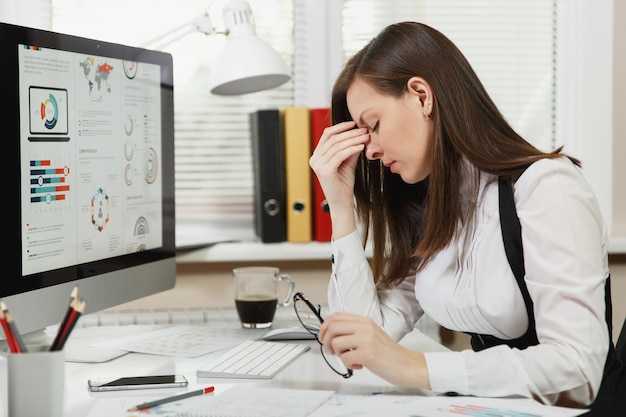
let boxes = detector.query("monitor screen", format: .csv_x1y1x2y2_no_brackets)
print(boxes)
1,22,176,340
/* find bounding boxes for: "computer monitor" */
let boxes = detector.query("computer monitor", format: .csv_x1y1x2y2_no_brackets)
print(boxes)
0,22,176,348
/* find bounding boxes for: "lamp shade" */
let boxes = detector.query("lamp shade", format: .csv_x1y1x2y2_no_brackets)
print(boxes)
210,35,291,95
209,0,290,95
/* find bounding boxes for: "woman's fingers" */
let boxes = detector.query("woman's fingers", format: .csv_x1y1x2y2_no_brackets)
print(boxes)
314,120,358,149
319,313,373,354
311,121,368,162
313,126,369,161
310,127,368,186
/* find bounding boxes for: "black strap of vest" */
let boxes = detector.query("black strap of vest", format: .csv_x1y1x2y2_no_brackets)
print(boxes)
497,176,537,335
469,176,538,351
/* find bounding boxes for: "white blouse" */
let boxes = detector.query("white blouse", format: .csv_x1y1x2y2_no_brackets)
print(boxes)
327,157,610,406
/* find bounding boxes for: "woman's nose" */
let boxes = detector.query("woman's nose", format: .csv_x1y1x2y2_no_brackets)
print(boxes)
364,141,383,160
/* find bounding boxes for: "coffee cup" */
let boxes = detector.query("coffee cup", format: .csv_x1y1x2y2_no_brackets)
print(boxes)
233,266,295,329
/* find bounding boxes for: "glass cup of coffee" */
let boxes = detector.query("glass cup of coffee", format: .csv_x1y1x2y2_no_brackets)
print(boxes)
233,266,295,329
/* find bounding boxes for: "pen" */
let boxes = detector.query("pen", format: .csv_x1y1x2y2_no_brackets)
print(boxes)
127,386,215,411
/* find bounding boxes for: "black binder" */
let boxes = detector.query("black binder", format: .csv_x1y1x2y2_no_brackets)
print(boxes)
249,109,286,243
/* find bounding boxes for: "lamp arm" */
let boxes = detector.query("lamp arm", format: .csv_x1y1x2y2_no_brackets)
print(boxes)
141,13,226,50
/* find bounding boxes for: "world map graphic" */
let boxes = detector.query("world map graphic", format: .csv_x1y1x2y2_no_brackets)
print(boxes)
78,57,114,101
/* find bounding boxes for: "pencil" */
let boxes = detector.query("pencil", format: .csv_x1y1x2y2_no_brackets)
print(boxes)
49,297,76,351
127,386,215,411
1,302,27,353
0,306,18,353
52,299,85,351
57,286,78,336
50,287,79,351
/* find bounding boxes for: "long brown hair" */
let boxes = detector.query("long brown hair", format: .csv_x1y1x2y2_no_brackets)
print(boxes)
331,21,579,287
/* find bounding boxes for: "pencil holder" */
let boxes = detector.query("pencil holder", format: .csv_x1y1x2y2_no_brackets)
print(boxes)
7,348,65,417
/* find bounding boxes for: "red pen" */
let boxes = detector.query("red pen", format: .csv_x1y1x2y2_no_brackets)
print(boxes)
127,386,215,411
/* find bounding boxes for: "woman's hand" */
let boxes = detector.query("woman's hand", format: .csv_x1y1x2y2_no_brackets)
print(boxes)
318,312,431,389
309,121,369,239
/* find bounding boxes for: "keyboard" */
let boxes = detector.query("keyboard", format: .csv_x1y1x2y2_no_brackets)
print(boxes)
196,340,310,379
76,305,299,327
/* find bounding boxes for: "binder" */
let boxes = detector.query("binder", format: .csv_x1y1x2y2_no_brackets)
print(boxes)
249,109,286,243
283,107,312,242
310,108,332,242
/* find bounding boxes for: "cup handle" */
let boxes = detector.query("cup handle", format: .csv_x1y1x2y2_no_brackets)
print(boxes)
277,274,295,307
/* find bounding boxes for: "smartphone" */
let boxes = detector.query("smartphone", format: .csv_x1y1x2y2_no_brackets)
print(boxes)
87,374,188,392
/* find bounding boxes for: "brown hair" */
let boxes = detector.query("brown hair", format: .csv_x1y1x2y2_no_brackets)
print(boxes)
331,21,579,287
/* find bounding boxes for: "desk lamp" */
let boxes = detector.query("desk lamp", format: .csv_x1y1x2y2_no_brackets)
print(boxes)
145,0,290,95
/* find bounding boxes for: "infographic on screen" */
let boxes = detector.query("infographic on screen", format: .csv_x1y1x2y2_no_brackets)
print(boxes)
19,44,163,275
28,86,69,137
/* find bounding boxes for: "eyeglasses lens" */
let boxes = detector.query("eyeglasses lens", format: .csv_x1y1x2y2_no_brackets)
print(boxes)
294,293,352,379
295,299,320,335
320,344,352,378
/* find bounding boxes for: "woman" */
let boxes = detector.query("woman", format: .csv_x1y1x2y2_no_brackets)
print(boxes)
311,21,620,411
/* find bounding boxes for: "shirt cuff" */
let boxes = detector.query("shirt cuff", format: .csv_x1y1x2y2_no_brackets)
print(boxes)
330,230,368,274
423,351,469,395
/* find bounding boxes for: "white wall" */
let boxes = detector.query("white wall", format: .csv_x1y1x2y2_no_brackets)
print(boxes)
556,0,614,237
613,0,626,236
0,0,50,27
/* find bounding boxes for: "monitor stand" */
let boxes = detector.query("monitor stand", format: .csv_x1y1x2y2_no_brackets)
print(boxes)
1,329,127,363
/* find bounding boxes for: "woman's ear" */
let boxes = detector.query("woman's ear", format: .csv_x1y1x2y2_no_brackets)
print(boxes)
407,77,433,117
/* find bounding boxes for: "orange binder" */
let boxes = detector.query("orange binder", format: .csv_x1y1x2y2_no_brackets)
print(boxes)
310,108,332,242
283,107,312,242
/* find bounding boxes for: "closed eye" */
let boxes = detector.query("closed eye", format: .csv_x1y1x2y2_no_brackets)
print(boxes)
370,121,379,133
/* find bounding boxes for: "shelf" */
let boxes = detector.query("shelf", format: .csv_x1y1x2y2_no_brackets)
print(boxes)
176,241,335,263
177,235,626,264
609,236,626,255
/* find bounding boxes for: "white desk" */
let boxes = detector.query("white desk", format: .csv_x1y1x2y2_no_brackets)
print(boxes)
0,309,582,417
0,310,444,417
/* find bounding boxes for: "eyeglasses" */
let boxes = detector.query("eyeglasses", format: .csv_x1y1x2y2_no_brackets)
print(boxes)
293,292,353,378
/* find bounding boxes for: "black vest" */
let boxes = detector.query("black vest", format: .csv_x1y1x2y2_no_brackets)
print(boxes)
467,176,625,416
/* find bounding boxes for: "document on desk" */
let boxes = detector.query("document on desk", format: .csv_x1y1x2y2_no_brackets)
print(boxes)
86,385,334,417
91,325,261,358
308,394,588,417
180,386,333,417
